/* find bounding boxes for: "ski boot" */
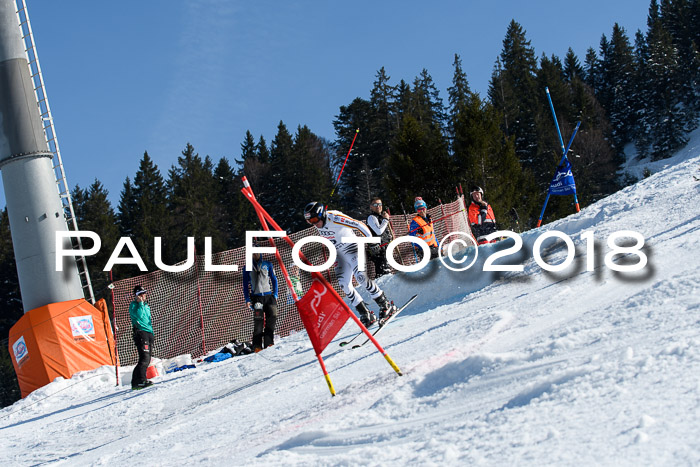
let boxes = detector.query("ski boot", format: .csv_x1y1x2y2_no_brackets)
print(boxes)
356,302,376,328
132,380,154,390
374,292,397,322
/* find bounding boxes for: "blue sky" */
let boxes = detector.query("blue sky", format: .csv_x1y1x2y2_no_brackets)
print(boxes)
0,0,648,209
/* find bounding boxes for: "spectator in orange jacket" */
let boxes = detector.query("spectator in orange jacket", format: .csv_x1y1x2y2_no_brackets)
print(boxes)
408,197,440,260
468,186,498,245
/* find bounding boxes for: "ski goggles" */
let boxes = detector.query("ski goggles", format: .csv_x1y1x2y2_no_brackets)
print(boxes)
305,215,321,224
371,202,382,207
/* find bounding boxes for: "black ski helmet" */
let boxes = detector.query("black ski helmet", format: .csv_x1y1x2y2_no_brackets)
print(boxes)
304,201,326,224
133,285,146,296
470,186,484,196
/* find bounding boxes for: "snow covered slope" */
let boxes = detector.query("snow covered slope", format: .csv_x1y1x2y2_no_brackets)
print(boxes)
1,130,699,465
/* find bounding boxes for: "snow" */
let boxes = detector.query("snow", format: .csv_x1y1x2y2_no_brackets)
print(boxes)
621,129,700,181
2,129,700,465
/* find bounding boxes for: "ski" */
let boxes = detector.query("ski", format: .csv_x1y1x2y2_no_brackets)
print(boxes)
339,319,378,347
352,294,418,349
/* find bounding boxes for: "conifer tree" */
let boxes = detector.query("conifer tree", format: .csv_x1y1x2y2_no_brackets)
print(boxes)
408,70,454,200
448,54,471,112
115,153,169,275
691,0,700,48
633,29,654,159
488,20,540,175
256,135,270,164
239,132,271,203
386,111,452,209
0,208,24,408
658,0,700,125
368,67,397,162
566,81,620,204
385,114,426,208
71,180,120,300
395,79,412,124
0,208,22,331
648,0,661,28
214,157,254,248
595,35,612,102
168,144,223,257
452,91,533,228
117,176,136,237
597,24,637,152
0,343,21,408
447,54,471,148
642,16,692,159
564,48,585,82
213,157,236,247
583,47,601,92
286,126,333,230
131,152,169,270
267,121,295,219
236,130,257,165
365,67,398,210
412,69,448,130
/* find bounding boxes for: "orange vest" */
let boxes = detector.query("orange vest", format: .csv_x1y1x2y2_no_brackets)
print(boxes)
411,215,438,247
468,202,496,225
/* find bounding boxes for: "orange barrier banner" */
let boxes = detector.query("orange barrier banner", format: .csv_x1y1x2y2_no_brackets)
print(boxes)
8,299,116,398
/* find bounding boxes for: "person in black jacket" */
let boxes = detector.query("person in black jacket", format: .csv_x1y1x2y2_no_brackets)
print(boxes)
242,245,278,352
366,197,393,277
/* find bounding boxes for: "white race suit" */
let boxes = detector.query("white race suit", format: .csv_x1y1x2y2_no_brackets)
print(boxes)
313,210,383,306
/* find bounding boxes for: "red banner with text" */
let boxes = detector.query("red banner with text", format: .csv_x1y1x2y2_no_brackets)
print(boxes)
296,278,349,354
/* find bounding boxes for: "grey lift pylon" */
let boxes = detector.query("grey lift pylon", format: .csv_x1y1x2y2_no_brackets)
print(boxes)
0,0,94,312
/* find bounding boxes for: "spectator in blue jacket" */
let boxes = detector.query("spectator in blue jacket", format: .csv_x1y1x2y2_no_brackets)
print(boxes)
129,285,154,389
243,247,279,352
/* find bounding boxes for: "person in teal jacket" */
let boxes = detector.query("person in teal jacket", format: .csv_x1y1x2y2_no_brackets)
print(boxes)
130,285,154,389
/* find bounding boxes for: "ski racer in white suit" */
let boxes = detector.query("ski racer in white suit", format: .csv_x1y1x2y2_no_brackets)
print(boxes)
304,201,397,327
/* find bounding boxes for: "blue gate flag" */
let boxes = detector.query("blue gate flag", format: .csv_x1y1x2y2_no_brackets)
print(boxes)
548,158,577,196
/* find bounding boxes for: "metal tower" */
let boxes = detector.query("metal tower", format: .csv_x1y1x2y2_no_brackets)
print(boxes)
0,0,92,312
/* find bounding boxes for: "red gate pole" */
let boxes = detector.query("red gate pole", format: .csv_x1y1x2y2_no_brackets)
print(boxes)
193,249,206,356
109,270,119,386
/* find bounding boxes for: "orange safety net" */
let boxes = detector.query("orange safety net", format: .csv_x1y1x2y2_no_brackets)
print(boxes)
111,196,471,365
8,299,117,398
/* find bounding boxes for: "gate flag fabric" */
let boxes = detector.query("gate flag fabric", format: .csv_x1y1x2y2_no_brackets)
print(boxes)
548,158,577,196
295,278,349,354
